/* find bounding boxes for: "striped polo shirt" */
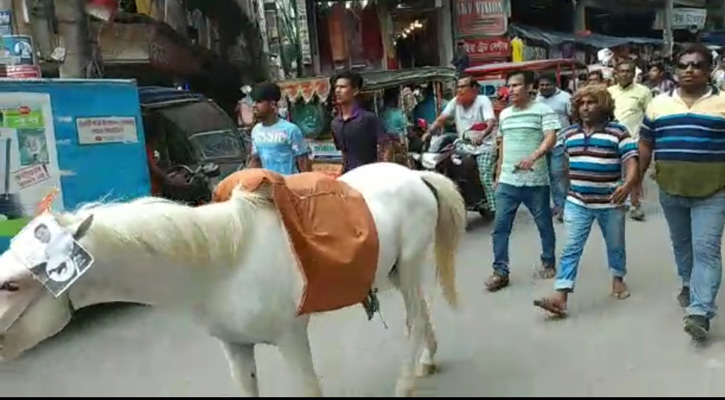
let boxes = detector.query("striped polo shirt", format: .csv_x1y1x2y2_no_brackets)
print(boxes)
640,87,725,198
498,102,561,187
562,122,638,209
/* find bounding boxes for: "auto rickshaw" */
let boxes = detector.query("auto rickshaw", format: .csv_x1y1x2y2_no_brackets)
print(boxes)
464,58,589,116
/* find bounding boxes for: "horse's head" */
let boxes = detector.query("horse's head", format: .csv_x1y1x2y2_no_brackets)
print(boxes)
0,213,94,361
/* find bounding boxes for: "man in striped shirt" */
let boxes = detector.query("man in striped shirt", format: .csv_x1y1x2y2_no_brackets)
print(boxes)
534,84,638,318
639,44,725,342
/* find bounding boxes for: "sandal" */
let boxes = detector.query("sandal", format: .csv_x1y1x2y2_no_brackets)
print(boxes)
534,266,556,280
533,298,568,318
611,280,631,300
485,273,510,292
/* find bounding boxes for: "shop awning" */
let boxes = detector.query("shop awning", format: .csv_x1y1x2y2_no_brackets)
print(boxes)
508,23,663,49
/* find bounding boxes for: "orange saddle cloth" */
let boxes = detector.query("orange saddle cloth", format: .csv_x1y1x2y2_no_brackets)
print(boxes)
212,169,380,316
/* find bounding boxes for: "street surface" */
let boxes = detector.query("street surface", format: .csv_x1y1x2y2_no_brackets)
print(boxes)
3,180,725,397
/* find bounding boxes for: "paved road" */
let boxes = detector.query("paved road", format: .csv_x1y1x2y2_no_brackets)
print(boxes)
3,183,725,397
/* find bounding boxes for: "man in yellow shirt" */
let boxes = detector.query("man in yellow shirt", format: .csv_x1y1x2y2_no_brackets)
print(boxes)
608,59,652,221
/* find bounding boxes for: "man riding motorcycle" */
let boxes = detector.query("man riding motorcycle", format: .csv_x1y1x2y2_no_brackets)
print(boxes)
424,75,497,215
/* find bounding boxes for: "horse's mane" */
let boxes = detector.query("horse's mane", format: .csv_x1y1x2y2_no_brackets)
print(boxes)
54,186,270,269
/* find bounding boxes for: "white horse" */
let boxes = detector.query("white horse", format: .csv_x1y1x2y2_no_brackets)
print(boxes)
0,162,467,396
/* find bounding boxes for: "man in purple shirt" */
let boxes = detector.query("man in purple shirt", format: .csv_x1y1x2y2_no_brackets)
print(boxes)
331,70,394,173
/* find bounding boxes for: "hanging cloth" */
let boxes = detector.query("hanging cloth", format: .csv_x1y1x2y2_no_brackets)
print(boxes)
511,37,524,62
361,6,383,63
329,4,348,63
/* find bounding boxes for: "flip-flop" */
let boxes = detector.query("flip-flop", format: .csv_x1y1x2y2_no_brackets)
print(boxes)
611,289,631,300
533,298,568,318
534,267,556,280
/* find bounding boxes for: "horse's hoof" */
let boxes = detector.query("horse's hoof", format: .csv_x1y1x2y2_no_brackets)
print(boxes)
394,381,415,397
416,362,436,377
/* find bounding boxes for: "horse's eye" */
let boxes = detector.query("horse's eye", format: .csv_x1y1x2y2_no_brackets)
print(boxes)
0,282,19,292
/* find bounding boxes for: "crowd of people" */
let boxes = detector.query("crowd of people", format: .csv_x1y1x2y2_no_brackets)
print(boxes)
486,43,724,344
239,43,725,343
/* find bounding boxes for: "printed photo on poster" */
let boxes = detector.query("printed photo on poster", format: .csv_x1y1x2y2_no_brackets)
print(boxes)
9,214,94,298
17,129,49,166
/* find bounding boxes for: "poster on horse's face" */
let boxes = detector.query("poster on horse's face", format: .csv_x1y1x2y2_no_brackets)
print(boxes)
9,213,94,297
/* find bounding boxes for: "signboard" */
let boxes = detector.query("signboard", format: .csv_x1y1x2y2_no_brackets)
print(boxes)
307,139,342,160
295,0,312,65
454,0,507,37
653,7,707,30
463,37,510,62
76,116,139,145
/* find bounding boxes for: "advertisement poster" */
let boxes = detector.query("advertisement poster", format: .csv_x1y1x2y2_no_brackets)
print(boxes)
0,93,63,243
455,0,508,37
0,35,42,79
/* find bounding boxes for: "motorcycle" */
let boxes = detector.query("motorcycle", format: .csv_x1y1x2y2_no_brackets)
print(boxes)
162,162,221,206
408,119,493,218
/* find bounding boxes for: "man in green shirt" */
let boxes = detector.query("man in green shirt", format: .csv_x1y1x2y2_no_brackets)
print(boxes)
485,70,560,292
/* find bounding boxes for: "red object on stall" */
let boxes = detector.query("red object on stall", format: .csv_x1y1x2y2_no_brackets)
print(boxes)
86,0,117,21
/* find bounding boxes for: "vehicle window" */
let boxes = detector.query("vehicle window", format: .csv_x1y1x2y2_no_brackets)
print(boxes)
159,117,195,165
157,101,247,161
188,129,245,159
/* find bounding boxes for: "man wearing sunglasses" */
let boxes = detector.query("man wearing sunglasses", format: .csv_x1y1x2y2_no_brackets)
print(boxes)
639,44,725,343
608,59,653,222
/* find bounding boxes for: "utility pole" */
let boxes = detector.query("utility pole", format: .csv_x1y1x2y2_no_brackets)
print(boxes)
55,0,93,78
662,0,674,58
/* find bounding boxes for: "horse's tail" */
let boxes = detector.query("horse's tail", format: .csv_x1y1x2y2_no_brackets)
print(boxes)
418,171,467,309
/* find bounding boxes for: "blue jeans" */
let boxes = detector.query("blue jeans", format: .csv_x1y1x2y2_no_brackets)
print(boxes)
659,189,725,319
555,201,627,291
492,183,556,275
547,144,568,212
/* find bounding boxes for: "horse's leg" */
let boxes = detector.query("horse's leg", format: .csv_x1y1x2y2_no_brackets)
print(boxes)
390,257,428,397
221,342,260,397
416,298,438,378
277,319,322,397
391,268,438,380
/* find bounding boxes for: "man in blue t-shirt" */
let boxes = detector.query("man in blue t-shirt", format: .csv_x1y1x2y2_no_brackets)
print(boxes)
248,82,311,174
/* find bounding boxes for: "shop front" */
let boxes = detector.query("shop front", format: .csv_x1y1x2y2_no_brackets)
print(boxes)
307,0,455,75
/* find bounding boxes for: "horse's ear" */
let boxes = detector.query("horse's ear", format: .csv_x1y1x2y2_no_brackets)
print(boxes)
73,215,94,241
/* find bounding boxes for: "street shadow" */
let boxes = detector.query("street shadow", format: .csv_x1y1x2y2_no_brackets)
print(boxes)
11,302,148,361
465,214,493,232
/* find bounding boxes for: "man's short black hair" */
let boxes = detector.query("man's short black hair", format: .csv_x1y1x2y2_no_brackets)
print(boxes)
507,70,535,85
251,82,282,103
588,70,604,80
333,70,364,90
649,61,666,72
538,74,556,84
677,43,714,67
457,74,480,88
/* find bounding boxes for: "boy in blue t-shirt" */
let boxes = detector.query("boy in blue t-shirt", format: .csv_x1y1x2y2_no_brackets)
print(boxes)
248,82,311,175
